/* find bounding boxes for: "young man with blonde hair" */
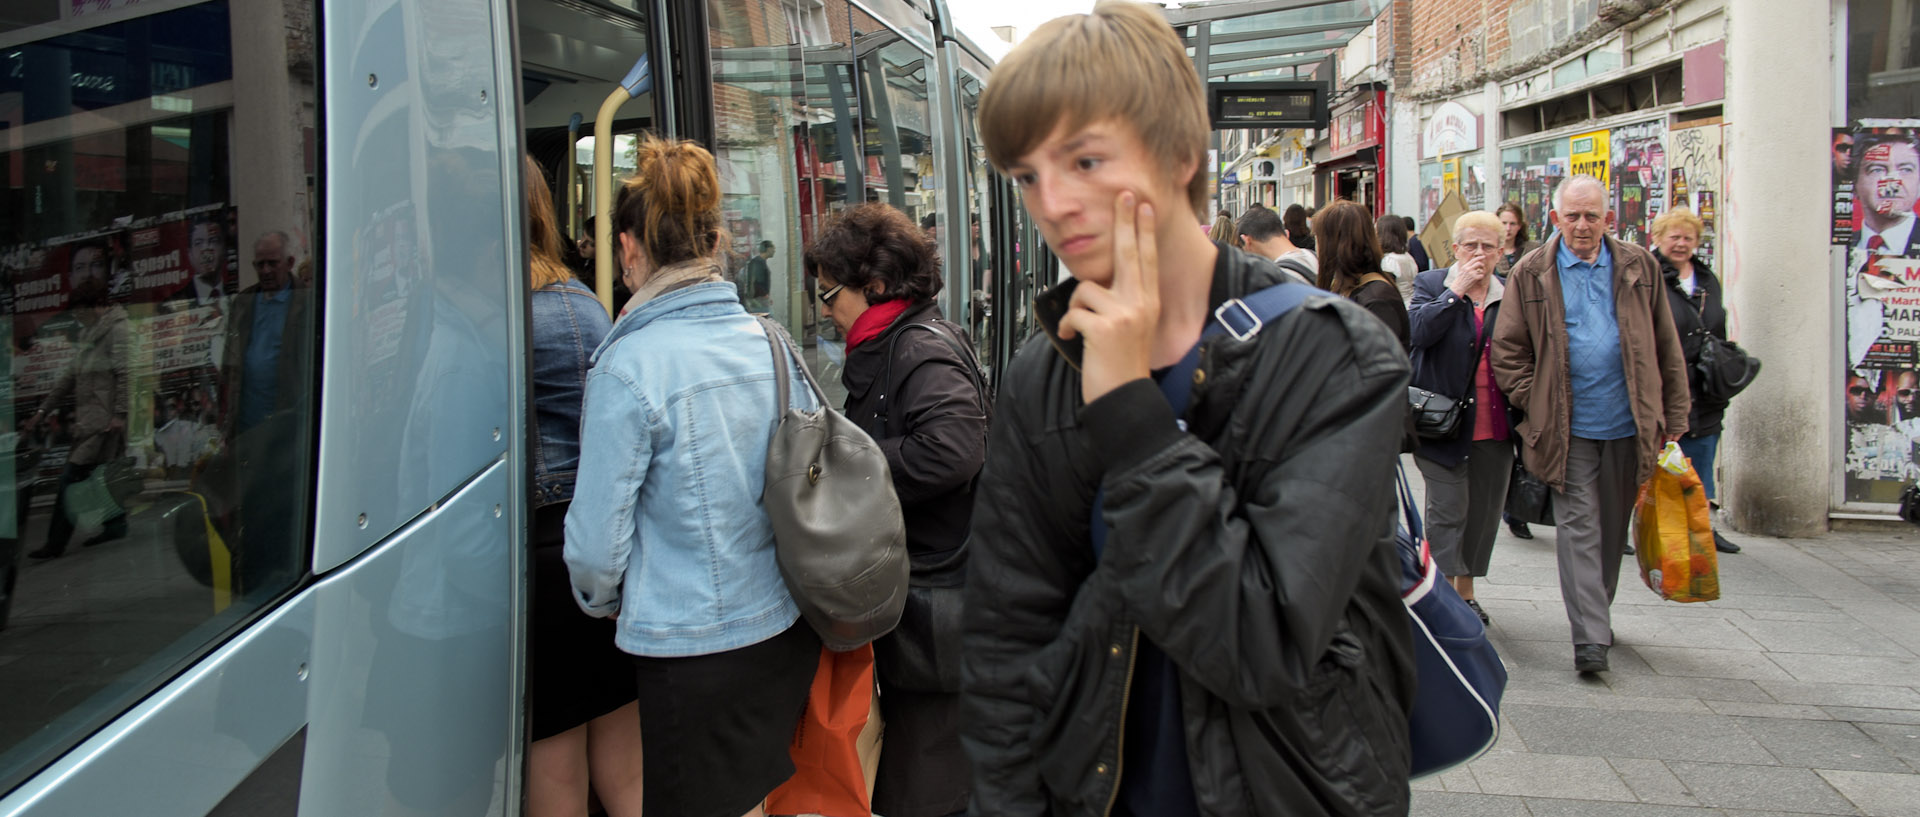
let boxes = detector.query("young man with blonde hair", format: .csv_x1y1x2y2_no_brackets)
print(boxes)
960,3,1416,815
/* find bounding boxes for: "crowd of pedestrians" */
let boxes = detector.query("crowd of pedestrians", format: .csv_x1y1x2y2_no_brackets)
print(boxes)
523,2,1751,815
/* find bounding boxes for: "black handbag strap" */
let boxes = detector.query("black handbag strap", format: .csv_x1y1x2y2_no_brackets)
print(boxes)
877,319,991,439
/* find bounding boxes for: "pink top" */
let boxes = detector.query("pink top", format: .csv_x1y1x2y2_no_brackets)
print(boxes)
1471,305,1510,441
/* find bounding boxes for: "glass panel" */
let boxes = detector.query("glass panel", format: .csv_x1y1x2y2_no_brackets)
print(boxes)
1498,139,1570,246
0,0,317,790
709,0,854,404
1842,0,1920,504
1206,1,1383,37
956,71,994,380
854,28,939,228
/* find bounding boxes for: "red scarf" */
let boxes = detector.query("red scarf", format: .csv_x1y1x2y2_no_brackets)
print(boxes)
846,298,913,351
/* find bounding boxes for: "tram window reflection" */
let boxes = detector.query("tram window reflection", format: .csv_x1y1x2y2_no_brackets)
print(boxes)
0,0,318,792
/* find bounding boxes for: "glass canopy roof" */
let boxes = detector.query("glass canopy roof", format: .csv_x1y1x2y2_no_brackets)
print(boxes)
1169,0,1387,80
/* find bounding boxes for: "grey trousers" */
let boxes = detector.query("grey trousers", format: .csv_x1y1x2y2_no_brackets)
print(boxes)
1552,436,1639,645
1414,440,1515,578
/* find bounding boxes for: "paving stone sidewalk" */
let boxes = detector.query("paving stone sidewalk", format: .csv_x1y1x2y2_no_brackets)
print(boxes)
1403,460,1920,817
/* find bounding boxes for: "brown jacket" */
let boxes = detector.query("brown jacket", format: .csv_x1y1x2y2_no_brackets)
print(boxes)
1490,235,1690,490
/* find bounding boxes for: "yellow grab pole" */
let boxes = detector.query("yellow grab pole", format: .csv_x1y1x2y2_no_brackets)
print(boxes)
593,55,654,314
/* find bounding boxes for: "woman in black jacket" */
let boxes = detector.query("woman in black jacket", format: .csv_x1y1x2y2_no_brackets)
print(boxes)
1408,211,1515,624
806,203,989,817
1655,206,1741,554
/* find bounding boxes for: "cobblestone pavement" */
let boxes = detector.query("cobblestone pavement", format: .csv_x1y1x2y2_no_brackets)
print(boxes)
1404,458,1920,817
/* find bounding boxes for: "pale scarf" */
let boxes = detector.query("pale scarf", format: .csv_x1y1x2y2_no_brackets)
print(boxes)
618,257,726,318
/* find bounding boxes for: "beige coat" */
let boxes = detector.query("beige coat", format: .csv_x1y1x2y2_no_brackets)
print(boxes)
1490,235,1691,490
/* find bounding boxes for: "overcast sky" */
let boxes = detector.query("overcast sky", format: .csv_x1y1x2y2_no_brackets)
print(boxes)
948,0,1106,59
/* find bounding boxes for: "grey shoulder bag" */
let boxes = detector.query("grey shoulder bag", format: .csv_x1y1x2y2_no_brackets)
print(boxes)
756,317,909,652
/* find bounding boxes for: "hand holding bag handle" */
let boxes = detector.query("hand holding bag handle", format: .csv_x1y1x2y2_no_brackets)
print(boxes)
758,317,910,652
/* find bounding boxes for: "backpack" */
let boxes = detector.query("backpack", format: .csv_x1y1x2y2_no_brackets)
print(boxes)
1156,279,1507,780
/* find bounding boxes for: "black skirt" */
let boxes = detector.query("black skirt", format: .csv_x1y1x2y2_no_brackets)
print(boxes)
632,619,819,817
528,502,639,741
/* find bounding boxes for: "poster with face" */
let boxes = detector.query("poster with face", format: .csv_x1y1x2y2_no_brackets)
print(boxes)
1841,120,1920,502
1610,121,1666,246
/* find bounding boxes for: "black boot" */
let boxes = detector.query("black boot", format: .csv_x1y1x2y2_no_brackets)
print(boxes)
1507,519,1534,539
1714,531,1741,554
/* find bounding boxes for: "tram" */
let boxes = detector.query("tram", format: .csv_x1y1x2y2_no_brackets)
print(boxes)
0,0,1049,813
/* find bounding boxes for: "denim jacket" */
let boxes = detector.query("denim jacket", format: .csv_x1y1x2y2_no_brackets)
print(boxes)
563,280,818,657
531,278,611,509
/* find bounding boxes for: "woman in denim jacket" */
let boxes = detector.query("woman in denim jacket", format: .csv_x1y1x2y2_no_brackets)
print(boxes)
565,137,819,817
521,156,640,817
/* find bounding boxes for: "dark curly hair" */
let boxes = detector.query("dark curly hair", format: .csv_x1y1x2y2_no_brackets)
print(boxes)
804,203,943,305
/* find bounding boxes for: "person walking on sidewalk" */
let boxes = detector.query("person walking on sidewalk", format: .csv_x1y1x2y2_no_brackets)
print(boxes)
1491,174,1691,675
1408,211,1515,627
963,4,1417,815
1653,206,1742,555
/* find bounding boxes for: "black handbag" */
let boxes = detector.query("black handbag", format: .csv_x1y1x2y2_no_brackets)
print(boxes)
1694,334,1761,402
1504,459,1555,526
1407,386,1465,440
1901,484,1920,525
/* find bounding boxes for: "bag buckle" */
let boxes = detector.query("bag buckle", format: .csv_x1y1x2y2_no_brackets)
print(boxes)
1213,298,1263,341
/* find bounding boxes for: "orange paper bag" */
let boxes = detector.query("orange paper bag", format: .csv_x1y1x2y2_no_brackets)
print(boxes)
1632,449,1720,603
765,643,880,817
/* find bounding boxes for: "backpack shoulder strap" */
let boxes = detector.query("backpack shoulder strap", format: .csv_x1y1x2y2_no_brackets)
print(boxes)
1206,280,1329,341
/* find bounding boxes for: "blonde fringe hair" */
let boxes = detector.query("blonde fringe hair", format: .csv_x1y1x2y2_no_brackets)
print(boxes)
1451,210,1503,241
1650,206,1705,240
978,0,1210,215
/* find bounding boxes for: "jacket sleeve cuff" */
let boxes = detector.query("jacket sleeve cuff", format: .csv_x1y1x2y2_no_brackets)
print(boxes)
1079,378,1184,478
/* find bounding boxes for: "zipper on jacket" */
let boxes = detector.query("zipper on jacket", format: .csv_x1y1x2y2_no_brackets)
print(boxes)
1101,627,1141,817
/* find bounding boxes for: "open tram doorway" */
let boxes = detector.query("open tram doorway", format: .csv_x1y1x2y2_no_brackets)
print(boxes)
514,0,659,308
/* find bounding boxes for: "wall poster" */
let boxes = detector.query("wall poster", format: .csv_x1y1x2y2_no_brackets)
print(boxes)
1609,121,1666,246
1669,121,1723,270
1570,129,1611,187
1839,119,1920,503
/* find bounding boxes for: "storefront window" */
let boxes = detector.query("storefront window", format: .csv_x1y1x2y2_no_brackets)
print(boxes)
1499,139,1570,243
1840,0,1920,505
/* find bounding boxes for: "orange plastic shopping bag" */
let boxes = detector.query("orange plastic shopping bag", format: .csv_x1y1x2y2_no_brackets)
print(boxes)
1632,443,1720,603
765,643,880,817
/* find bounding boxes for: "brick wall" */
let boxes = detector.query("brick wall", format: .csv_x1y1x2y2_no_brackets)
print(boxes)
1408,0,1513,94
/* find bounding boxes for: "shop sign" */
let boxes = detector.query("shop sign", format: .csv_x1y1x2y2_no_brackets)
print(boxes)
1421,101,1478,160
1330,93,1383,158
1570,129,1611,187
1223,171,1240,186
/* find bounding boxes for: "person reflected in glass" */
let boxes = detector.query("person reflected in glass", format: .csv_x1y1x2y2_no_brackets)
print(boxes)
565,136,820,817
521,156,642,817
808,203,987,817
1408,211,1514,625
26,240,131,560
1653,207,1741,554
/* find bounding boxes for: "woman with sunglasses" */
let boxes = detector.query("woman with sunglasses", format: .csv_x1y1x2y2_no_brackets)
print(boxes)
565,135,822,817
808,203,988,817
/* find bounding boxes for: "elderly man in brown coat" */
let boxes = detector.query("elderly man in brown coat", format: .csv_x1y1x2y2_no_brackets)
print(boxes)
1491,175,1691,674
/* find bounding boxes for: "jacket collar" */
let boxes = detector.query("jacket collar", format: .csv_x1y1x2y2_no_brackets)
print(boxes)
592,279,741,365
843,300,942,397
1524,234,1648,287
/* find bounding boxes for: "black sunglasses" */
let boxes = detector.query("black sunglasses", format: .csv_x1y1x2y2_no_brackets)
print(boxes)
815,282,846,306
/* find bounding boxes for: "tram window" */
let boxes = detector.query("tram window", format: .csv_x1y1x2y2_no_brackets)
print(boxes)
707,0,854,404
853,28,941,237
0,0,317,792
955,71,994,377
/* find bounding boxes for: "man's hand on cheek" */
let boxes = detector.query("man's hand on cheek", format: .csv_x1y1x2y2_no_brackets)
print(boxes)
1058,191,1160,403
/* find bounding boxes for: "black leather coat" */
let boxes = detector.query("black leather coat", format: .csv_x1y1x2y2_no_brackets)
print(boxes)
1660,255,1731,438
960,246,1417,817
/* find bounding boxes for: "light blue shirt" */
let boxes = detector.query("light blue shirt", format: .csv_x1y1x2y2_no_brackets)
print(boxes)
239,285,292,433
1557,240,1636,440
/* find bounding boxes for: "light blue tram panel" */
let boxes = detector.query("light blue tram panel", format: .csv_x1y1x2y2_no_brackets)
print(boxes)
0,0,525,813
